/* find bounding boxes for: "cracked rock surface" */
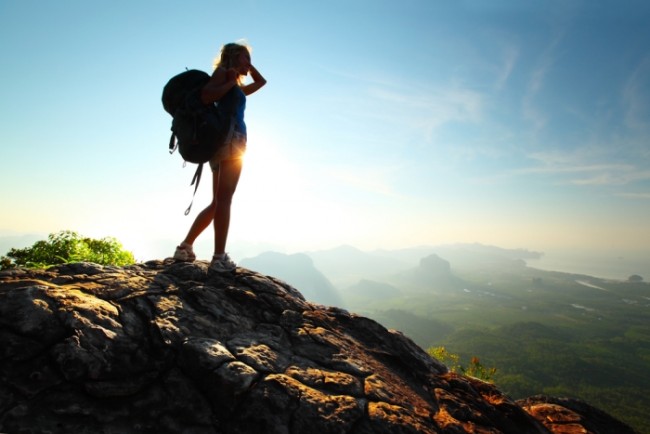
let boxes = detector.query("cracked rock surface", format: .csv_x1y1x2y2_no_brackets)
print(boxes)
0,260,636,433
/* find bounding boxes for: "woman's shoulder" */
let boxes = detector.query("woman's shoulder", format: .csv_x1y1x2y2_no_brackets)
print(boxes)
211,66,226,75
210,66,227,79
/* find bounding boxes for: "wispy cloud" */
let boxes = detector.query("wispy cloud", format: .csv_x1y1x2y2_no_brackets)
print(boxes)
522,67,550,132
570,171,650,186
516,149,650,187
616,192,650,200
521,18,567,132
317,63,485,143
494,44,519,91
362,83,485,143
622,55,650,131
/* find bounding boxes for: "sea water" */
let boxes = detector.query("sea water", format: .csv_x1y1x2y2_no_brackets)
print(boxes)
526,249,650,281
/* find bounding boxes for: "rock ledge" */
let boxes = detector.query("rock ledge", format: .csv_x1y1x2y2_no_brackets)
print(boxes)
0,260,637,433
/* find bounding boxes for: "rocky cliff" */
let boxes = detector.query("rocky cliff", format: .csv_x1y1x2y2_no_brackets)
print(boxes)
0,260,637,433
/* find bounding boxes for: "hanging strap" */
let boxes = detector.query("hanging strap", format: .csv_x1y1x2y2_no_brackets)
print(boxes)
169,131,178,154
169,131,203,216
168,130,199,216
184,163,204,215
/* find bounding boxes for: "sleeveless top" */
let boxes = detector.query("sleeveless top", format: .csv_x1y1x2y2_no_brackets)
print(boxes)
214,84,247,138
231,85,247,137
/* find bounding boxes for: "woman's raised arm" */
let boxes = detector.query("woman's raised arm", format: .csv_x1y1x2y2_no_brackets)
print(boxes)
241,65,267,96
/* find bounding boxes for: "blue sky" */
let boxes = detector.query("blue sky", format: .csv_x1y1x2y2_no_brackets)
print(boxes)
1,0,649,262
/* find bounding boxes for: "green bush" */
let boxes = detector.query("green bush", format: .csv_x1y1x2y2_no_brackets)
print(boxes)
428,346,497,382
0,230,135,270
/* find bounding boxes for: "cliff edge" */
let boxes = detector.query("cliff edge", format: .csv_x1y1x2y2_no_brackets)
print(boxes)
0,260,636,433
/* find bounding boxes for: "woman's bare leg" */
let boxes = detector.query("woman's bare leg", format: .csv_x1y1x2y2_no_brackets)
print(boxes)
213,158,243,255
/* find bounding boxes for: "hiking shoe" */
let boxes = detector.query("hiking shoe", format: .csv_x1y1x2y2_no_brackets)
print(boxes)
210,253,236,273
173,243,196,262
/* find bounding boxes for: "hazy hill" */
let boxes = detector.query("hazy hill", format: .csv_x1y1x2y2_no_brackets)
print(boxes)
387,253,466,294
302,243,541,288
344,279,401,300
239,251,343,307
305,244,410,287
376,243,540,272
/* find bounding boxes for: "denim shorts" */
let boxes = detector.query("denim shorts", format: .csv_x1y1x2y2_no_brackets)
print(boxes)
209,132,247,171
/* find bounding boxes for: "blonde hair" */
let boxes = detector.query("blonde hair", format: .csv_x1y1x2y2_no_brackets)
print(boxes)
213,41,251,85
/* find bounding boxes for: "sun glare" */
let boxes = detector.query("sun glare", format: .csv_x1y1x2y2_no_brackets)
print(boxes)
231,133,354,251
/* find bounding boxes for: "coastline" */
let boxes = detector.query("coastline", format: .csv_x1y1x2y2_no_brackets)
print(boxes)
526,249,650,281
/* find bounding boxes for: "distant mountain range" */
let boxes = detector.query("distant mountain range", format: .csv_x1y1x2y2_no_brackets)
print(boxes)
239,243,546,308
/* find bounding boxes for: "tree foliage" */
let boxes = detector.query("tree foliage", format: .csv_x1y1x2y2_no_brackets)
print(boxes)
628,274,643,282
428,346,497,382
0,230,135,270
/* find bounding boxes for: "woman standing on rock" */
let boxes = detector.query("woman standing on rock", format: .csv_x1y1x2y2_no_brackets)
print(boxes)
173,41,266,272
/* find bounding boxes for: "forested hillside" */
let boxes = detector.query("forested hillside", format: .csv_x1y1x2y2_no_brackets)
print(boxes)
243,245,650,432
346,264,650,433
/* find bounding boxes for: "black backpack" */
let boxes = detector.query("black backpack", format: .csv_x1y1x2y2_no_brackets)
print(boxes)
162,69,237,214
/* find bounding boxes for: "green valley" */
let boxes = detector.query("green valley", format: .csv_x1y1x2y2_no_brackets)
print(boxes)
243,244,650,432
344,262,650,433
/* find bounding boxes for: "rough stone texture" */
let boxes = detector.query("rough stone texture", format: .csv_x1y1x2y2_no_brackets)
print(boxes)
518,395,638,434
0,260,637,433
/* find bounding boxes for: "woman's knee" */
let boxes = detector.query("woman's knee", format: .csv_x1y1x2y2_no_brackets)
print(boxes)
217,160,243,197
201,200,218,214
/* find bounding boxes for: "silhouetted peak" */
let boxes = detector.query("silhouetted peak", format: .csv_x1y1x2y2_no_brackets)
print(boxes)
419,254,452,274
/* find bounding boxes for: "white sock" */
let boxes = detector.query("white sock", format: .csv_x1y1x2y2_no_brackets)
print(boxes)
213,253,225,261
